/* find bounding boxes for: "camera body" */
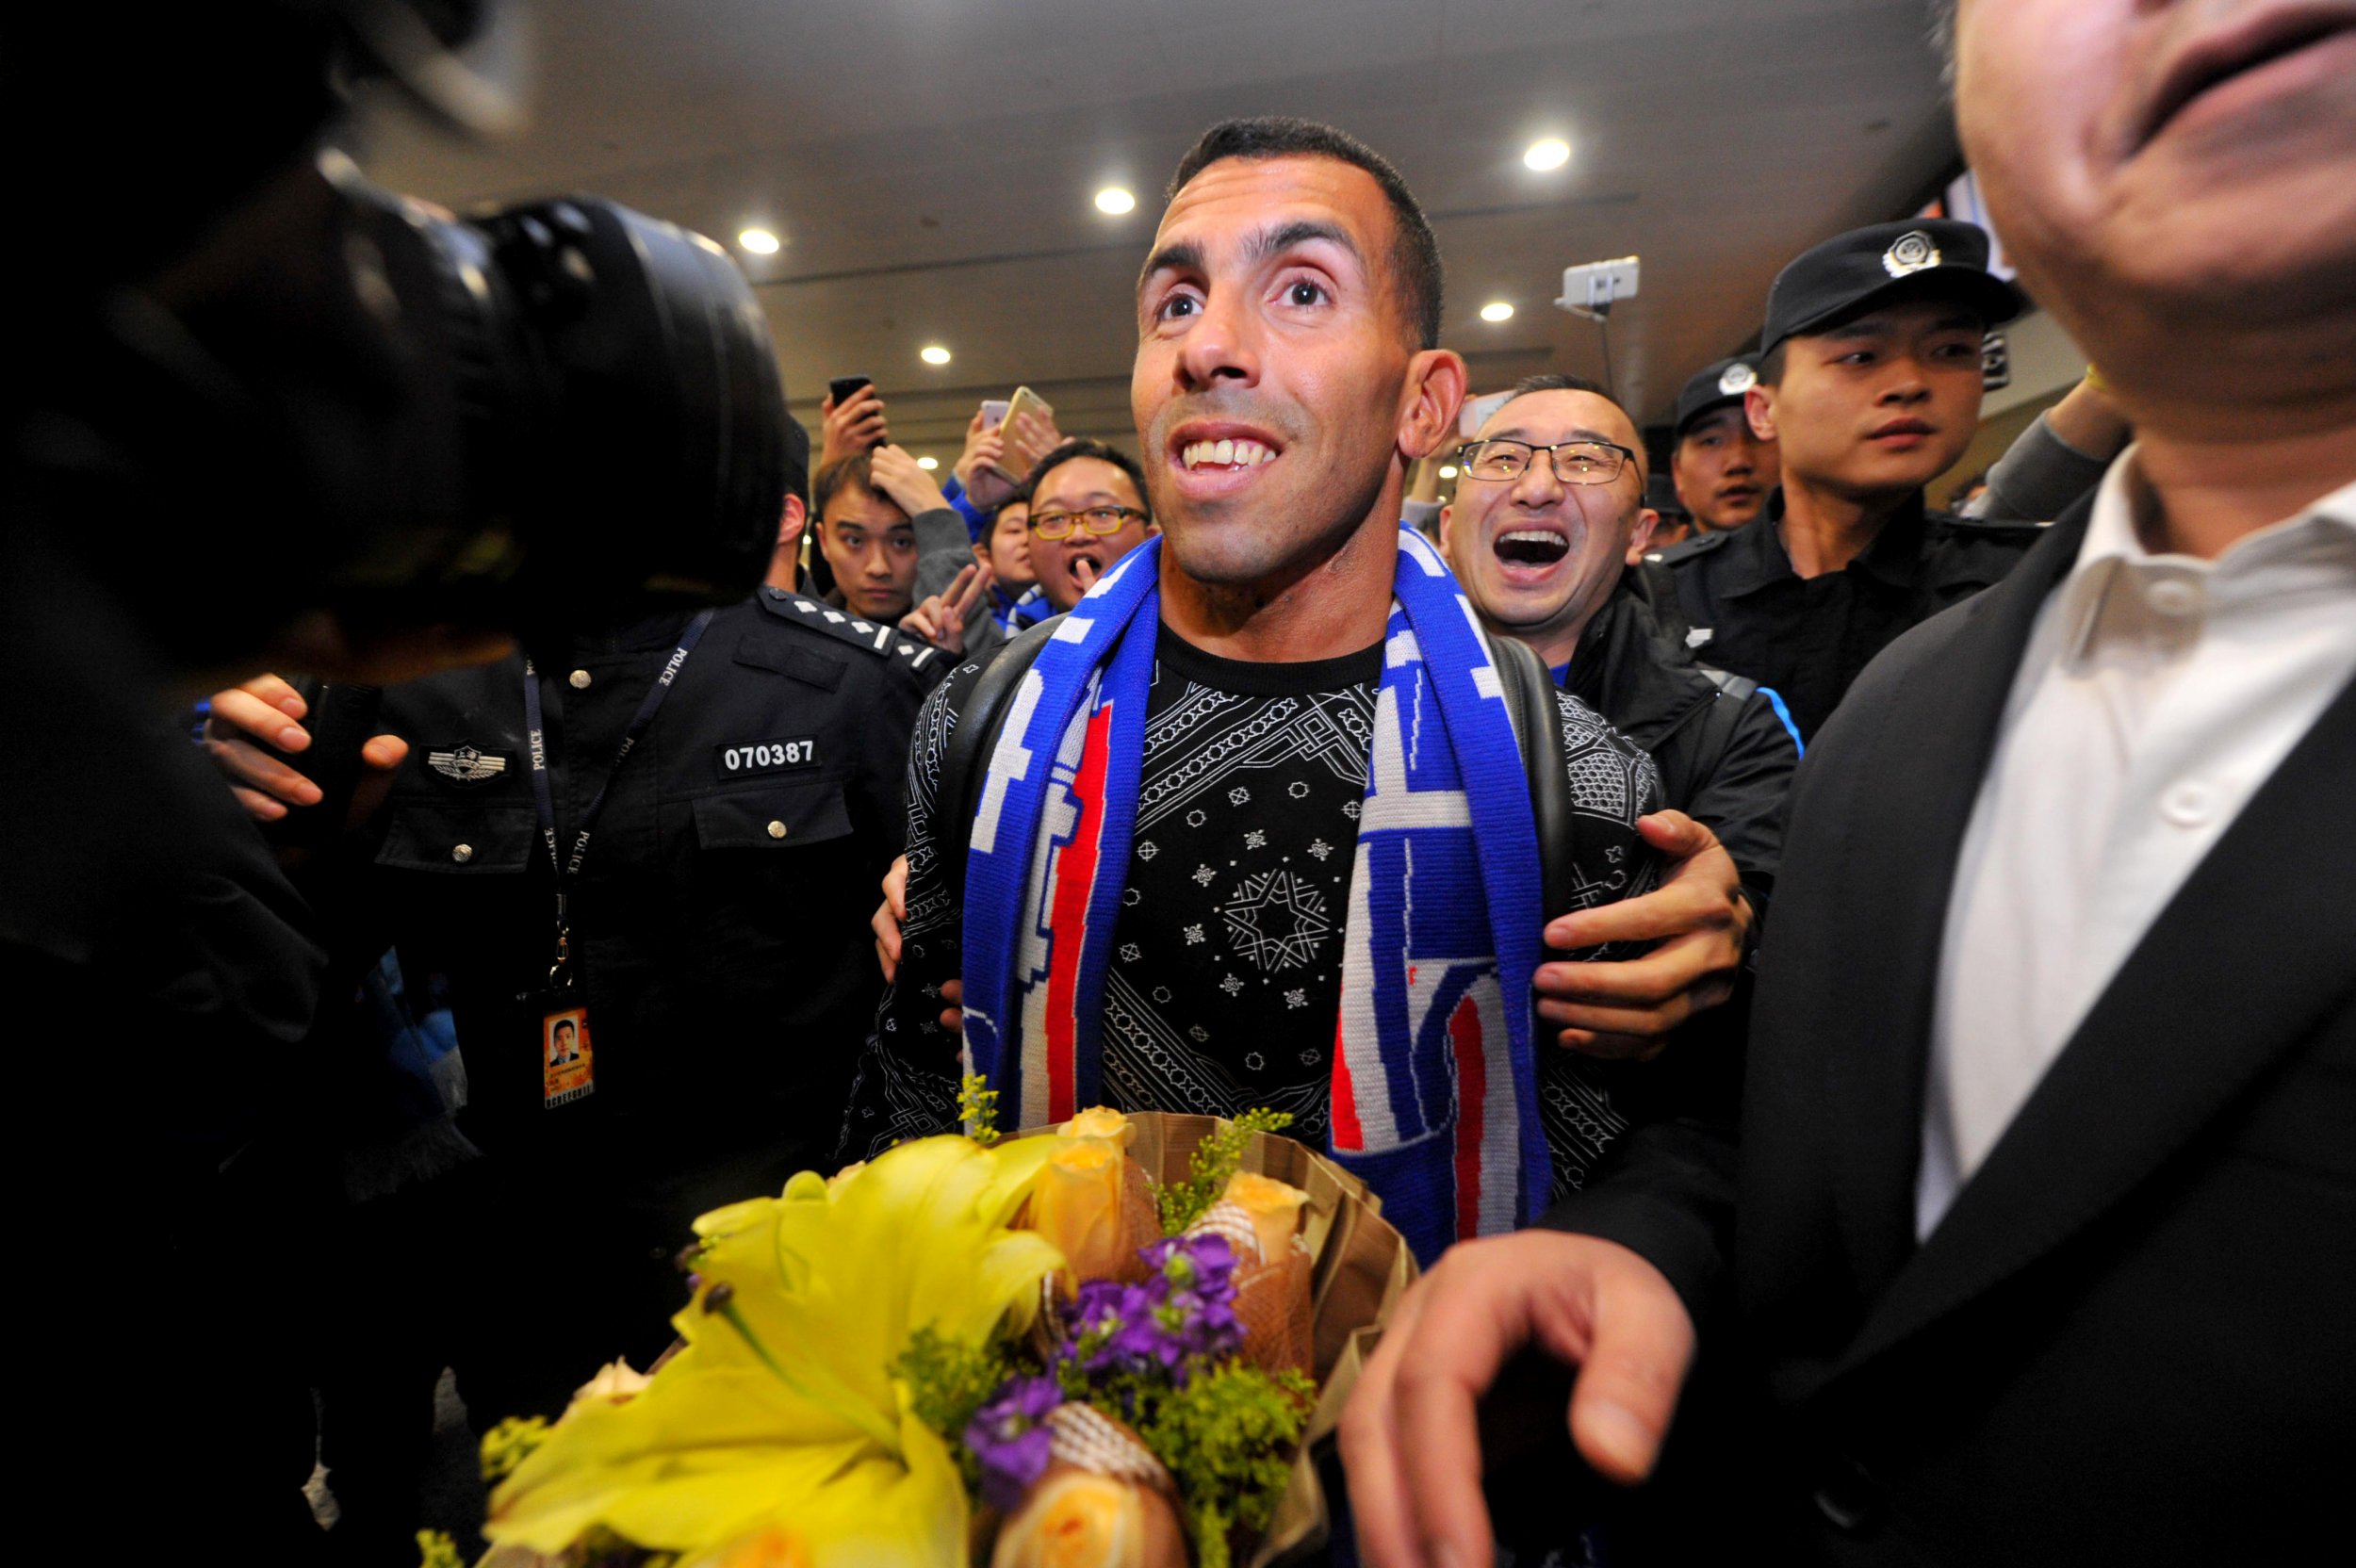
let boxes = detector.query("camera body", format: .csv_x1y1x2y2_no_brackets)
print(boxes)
9,4,794,669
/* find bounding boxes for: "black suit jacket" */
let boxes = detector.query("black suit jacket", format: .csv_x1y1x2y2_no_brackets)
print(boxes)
1550,494,2356,1562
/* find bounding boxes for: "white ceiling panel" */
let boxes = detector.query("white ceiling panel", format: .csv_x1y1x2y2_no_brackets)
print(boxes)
351,0,1961,454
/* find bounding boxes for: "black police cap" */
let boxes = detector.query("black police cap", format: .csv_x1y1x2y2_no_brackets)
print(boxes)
1673,355,1763,440
1760,219,2020,355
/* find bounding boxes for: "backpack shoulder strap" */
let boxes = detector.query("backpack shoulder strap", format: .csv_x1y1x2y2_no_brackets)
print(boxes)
1684,664,1766,792
1698,665,1756,702
1484,631,1579,946
938,616,1064,905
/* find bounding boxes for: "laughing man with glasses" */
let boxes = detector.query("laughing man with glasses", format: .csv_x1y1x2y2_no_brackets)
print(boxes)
1438,369,1798,1075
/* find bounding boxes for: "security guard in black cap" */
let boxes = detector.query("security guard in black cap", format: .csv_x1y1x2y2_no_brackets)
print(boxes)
1668,354,1779,536
1652,219,2041,742
201,426,949,1551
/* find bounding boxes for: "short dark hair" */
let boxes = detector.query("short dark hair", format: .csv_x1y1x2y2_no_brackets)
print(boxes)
1025,439,1152,518
781,412,811,507
1503,373,1633,426
553,1019,575,1037
1756,340,1789,387
812,452,894,523
979,482,1035,548
1489,373,1645,481
1927,1,1957,78
1166,117,1444,351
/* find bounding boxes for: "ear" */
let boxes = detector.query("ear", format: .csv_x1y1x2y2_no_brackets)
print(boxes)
777,493,808,549
1625,507,1659,564
1436,502,1456,554
1399,349,1470,461
1745,384,1777,443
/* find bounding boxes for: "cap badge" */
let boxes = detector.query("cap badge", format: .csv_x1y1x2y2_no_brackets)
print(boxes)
1882,230,1942,278
428,744,508,784
1717,362,1758,397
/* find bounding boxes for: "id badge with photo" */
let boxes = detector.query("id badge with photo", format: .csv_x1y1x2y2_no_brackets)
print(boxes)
534,999,595,1108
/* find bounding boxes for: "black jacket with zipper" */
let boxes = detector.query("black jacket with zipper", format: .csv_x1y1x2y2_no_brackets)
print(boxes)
1562,562,1798,920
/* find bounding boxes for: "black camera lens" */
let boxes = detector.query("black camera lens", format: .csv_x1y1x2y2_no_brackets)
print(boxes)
326,167,790,640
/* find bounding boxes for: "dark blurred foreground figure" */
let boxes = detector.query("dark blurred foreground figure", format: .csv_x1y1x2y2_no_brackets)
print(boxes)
3,4,788,1556
1343,0,2356,1562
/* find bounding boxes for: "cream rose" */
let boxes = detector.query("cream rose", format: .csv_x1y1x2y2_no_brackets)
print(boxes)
1058,1106,1136,1149
1028,1138,1130,1286
1221,1170,1309,1264
990,1469,1185,1568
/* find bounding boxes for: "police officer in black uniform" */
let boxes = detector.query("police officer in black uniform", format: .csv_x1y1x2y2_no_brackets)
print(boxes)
1652,220,2041,741
1667,353,1778,538
204,433,948,1556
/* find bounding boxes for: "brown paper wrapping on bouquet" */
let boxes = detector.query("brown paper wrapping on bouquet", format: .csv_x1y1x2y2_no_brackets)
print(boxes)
1187,1199,1313,1383
1022,1113,1419,1567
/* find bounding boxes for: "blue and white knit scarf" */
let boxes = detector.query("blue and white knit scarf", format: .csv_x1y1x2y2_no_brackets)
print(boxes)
960,528,1548,1263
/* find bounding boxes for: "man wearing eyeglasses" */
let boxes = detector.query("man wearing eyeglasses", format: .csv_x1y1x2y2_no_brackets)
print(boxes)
1019,439,1159,617
900,439,1157,662
1652,220,2041,741
1439,374,1797,964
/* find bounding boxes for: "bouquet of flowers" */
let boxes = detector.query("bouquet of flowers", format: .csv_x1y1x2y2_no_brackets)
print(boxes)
469,1091,1415,1568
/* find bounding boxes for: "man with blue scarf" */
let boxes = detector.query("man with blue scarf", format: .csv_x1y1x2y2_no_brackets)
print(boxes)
846,118,1751,1265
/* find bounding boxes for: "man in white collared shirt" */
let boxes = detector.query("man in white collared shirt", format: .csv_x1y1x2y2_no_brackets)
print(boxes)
1921,459,2356,1231
1342,2,2356,1561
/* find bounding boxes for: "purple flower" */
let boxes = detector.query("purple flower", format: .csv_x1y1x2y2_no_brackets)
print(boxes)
965,1375,1062,1511
1143,1233,1245,1366
1143,1233,1238,1300
1055,1234,1246,1384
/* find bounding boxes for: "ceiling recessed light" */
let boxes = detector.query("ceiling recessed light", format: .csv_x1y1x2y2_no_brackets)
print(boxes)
1523,138,1572,172
1480,301,1514,323
1095,187,1137,216
916,455,940,471
737,227,781,254
1438,465,1459,480
920,345,952,366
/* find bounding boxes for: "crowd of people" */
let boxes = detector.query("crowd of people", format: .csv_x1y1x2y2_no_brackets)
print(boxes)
8,0,2348,1563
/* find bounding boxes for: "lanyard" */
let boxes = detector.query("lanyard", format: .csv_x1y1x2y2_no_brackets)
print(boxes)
520,609,712,983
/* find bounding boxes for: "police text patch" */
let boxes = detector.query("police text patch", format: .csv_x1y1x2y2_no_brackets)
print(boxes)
716,737,819,777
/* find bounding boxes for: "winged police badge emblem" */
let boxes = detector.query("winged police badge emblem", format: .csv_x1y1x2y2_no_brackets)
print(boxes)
1882,230,1941,278
427,744,509,784
1717,362,1758,396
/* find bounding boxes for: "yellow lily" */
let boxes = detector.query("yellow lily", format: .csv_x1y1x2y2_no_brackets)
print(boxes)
484,1134,1071,1568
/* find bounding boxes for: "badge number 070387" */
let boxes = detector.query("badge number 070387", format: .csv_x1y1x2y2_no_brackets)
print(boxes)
715,737,819,777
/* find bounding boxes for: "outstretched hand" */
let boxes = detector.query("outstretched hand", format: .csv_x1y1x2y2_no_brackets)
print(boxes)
1339,1230,1695,1568
899,562,996,654
1536,809,1750,1060
202,674,408,826
819,384,888,467
957,406,1016,510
